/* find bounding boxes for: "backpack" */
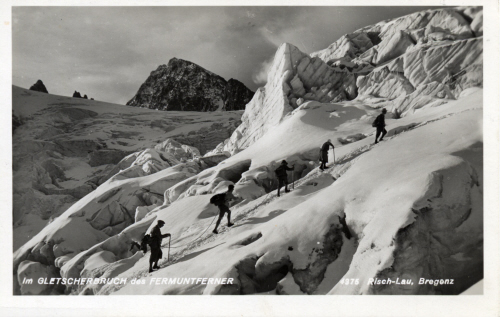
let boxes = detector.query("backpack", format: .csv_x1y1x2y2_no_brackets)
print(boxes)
275,165,287,178
372,117,378,127
140,234,151,253
210,193,226,206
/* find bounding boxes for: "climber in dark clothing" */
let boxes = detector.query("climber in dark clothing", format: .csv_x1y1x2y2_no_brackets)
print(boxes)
373,108,387,144
319,139,335,171
213,185,236,234
130,241,141,252
275,160,294,197
149,220,171,273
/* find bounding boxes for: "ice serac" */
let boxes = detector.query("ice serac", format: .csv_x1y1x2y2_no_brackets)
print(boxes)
376,8,473,42
126,58,254,111
358,30,415,65
311,7,480,67
311,32,376,64
343,6,483,117
223,43,306,153
357,36,482,109
221,43,358,154
98,139,201,184
461,6,483,37
404,37,482,95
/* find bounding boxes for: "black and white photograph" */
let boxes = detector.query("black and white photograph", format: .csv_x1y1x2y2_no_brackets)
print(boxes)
4,0,500,316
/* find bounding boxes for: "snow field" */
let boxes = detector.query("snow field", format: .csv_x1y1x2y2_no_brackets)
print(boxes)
88,89,482,295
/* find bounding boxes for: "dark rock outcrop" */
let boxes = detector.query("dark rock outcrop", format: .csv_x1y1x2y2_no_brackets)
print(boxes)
127,58,254,111
72,91,90,99
29,80,48,93
224,79,254,111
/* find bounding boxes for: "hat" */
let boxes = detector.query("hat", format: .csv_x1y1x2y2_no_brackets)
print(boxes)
157,220,165,225
281,160,288,165
382,108,387,113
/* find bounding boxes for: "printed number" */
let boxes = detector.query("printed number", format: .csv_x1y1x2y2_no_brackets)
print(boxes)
340,278,359,285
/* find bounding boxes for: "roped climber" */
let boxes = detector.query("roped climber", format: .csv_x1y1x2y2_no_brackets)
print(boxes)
275,160,294,197
373,108,388,144
212,185,236,234
149,220,171,273
319,139,335,171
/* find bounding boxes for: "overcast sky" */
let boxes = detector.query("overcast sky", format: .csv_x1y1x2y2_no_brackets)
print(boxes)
13,6,443,104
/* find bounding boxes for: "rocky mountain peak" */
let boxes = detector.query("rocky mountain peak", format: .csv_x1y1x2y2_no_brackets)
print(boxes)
29,80,48,93
126,58,254,111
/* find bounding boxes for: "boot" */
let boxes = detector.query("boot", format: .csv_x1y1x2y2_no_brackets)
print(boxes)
228,222,234,227
212,229,218,234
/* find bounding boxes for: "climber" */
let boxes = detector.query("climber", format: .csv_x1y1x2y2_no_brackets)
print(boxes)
212,185,236,234
275,160,294,197
319,139,335,171
130,234,152,254
129,241,141,252
338,214,352,240
149,220,171,273
373,108,388,144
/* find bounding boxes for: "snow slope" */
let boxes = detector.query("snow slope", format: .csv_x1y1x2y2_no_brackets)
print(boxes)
100,89,481,296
